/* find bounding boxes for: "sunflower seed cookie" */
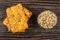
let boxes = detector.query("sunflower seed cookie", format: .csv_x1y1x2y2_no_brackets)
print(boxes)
37,10,57,29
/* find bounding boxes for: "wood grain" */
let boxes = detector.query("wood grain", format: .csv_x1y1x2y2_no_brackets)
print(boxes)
0,0,60,40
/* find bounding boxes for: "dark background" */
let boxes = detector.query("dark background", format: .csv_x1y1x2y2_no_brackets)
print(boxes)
0,0,60,40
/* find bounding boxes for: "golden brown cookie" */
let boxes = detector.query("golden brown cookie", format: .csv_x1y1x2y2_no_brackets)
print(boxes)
3,4,32,33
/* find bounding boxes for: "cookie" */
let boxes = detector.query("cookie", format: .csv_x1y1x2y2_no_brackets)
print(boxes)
37,10,57,29
3,4,32,33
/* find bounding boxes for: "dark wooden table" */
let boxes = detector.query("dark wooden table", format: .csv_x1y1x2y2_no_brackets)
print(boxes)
0,0,60,40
